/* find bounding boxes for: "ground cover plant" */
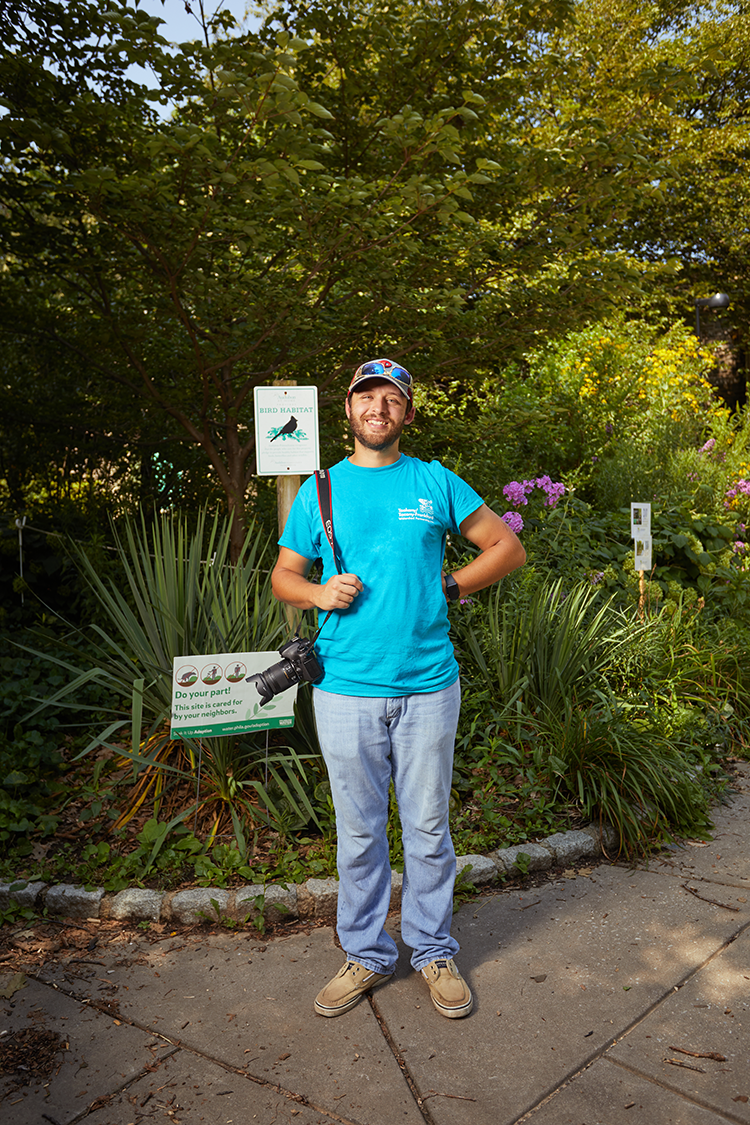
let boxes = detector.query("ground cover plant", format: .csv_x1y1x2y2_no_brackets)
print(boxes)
2,318,749,900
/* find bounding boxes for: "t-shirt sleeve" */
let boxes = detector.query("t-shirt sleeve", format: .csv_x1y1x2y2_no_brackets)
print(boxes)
278,477,321,560
436,463,485,531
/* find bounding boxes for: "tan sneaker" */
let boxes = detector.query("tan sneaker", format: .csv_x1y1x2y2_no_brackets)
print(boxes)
314,961,393,1017
421,958,473,1018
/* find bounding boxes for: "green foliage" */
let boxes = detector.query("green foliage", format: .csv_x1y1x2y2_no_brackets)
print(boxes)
534,0,750,360
0,891,37,927
80,823,201,891
14,508,328,847
1,0,696,542
452,865,481,912
0,638,111,850
405,373,570,512
6,487,741,875
464,575,637,717
515,494,748,620
463,318,750,615
512,852,532,876
542,701,715,851
453,571,736,855
523,319,724,502
23,507,283,723
450,720,569,854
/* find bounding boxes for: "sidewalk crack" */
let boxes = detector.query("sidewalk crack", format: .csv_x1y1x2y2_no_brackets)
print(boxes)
369,993,437,1125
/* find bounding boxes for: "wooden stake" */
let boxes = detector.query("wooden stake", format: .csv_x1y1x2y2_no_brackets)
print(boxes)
277,472,301,537
638,569,645,618
274,378,302,629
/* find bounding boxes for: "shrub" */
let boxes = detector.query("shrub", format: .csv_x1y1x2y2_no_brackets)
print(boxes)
18,508,325,852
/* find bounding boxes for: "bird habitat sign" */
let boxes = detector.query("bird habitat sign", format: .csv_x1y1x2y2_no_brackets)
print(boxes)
170,651,297,739
254,386,319,475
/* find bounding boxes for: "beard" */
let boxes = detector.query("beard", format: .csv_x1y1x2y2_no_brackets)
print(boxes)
348,412,407,451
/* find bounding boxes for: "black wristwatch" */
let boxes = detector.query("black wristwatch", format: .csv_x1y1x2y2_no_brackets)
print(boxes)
444,574,461,602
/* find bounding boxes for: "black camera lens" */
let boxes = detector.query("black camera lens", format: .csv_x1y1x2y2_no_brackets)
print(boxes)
247,635,323,707
246,659,299,706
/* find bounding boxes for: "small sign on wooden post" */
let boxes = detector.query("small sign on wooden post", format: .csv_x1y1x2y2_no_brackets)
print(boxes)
631,502,652,615
254,382,320,536
254,382,320,627
254,384,319,480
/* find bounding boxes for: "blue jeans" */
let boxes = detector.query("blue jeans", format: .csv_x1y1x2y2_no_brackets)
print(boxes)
312,680,461,973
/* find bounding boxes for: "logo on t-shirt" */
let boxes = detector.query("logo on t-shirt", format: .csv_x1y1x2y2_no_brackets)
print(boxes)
398,497,435,523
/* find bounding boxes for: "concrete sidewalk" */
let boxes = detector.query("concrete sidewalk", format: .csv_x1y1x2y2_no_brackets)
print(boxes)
2,762,749,1125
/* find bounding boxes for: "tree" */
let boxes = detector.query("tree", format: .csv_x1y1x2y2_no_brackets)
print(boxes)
633,0,750,402
0,0,683,554
533,0,749,392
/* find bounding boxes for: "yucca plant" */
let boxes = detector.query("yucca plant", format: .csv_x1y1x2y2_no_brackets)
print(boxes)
460,578,720,853
23,508,324,849
540,698,713,854
464,575,642,719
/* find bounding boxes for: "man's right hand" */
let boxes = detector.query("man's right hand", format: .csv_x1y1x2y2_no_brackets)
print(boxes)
272,547,363,612
317,573,363,611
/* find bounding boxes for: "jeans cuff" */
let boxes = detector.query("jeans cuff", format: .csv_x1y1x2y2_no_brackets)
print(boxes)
412,954,456,973
345,955,396,975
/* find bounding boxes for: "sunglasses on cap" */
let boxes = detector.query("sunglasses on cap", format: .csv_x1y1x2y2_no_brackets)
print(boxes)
348,358,414,402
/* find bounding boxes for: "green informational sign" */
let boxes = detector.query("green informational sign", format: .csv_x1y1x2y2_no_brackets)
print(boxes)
170,651,297,739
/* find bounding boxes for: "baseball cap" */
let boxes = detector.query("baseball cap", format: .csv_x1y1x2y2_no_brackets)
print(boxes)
347,358,414,405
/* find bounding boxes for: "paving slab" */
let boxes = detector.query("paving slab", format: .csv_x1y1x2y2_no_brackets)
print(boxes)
647,764,750,890
0,976,172,1125
608,923,750,1121
82,1045,343,1125
525,1056,732,1124
4,762,749,1125
374,864,750,1125
38,926,423,1125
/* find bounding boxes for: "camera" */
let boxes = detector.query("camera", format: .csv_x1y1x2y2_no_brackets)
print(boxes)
246,635,323,706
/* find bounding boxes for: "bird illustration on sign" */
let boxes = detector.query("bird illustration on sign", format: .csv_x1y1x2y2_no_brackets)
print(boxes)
268,415,306,442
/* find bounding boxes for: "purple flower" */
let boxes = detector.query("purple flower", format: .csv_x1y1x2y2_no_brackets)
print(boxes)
536,477,565,507
733,541,747,555
725,480,750,503
699,438,716,455
503,476,565,511
589,571,605,585
503,481,529,507
502,511,524,534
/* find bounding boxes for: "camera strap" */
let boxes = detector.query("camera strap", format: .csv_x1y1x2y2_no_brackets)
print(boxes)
311,468,341,643
314,468,343,574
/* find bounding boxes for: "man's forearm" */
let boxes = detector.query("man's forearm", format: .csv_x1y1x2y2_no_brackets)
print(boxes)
450,539,526,597
272,566,324,611
272,563,364,612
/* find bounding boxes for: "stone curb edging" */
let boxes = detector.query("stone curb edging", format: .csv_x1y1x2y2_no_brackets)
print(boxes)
0,824,617,927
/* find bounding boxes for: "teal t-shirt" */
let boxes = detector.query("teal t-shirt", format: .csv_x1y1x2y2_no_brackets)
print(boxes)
278,455,483,697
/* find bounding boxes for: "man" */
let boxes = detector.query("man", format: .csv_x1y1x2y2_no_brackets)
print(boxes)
272,358,526,1019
